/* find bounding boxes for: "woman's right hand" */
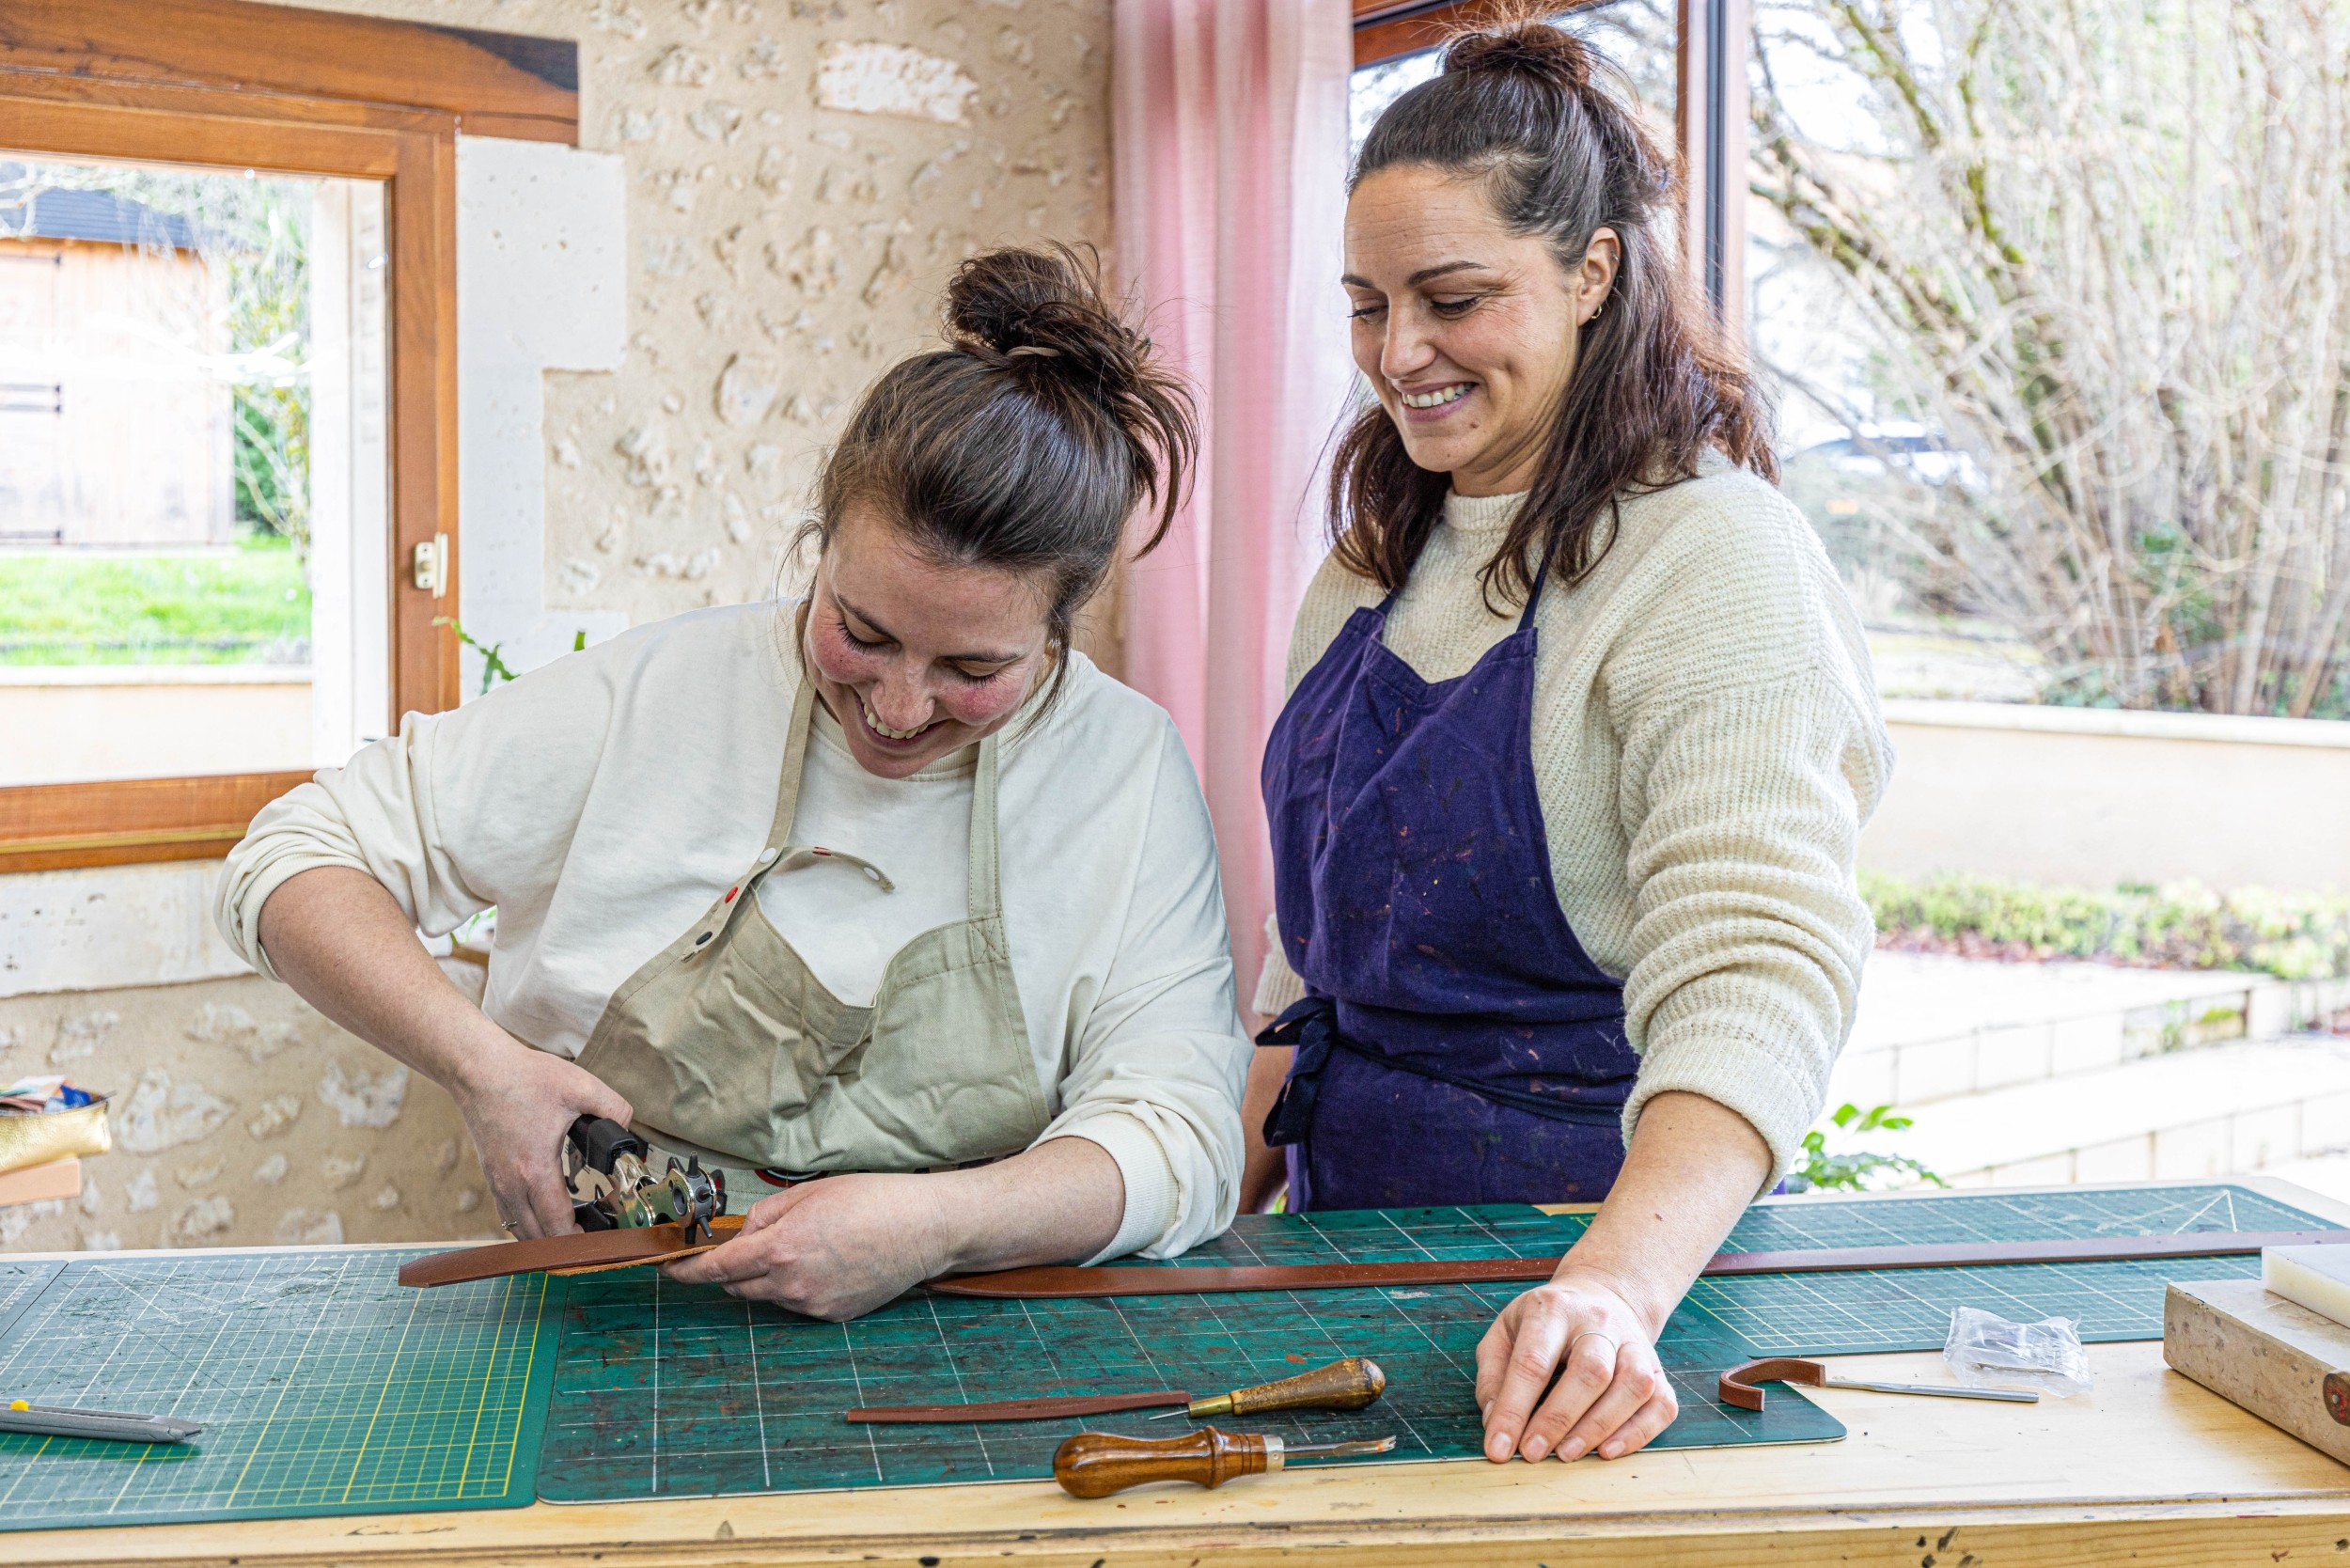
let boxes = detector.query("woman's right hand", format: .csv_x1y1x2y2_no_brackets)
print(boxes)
452,1032,633,1239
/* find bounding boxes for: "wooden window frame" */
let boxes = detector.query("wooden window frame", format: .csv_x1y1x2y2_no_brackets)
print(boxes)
1351,0,1747,326
0,0,577,874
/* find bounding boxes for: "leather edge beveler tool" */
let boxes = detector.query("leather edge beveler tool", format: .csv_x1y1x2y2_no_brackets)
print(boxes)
1718,1356,2039,1412
1052,1427,1398,1497
3,1400,203,1444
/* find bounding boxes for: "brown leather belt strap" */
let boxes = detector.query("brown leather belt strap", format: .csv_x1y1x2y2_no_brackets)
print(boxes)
844,1390,1187,1423
395,1215,744,1288
398,1221,2350,1294
925,1228,2350,1299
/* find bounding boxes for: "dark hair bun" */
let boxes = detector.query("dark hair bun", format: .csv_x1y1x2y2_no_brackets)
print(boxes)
1443,23,1592,93
944,243,1143,387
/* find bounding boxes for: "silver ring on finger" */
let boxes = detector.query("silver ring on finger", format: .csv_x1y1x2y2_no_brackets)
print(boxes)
500,1219,520,1232
1570,1331,1618,1360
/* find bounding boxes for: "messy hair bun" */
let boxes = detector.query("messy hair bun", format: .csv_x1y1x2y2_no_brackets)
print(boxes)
1441,22,1592,92
807,243,1196,710
1333,15,1773,606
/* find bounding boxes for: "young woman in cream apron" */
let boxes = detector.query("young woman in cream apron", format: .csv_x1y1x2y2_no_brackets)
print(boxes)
219,245,1245,1322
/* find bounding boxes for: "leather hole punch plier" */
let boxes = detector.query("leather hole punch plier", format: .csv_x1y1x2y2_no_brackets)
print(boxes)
563,1114,728,1244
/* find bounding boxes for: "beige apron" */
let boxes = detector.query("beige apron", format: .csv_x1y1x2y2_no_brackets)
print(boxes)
574,679,1051,1178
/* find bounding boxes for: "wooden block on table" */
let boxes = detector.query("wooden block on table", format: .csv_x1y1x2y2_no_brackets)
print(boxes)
0,1154,81,1208
2167,1278,2350,1466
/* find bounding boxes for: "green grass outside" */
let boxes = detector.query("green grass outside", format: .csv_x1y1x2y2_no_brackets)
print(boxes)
0,532,311,666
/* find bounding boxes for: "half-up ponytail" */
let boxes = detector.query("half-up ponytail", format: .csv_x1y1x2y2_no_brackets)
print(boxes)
1333,16,1773,604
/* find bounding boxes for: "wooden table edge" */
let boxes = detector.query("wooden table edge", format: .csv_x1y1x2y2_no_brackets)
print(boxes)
18,1486,2350,1568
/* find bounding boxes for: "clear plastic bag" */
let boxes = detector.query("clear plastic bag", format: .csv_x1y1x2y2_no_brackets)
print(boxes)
1942,1306,2093,1397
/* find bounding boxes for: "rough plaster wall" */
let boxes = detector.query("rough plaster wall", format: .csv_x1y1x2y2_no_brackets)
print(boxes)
0,1,1120,1253
1,969,490,1253
274,0,1116,635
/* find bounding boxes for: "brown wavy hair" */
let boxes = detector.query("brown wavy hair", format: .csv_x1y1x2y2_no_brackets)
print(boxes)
1332,19,1774,603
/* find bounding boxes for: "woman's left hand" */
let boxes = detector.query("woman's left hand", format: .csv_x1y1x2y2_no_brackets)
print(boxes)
662,1173,948,1320
1474,1264,1677,1463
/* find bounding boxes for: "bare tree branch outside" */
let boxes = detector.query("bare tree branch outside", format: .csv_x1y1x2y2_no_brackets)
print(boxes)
1748,0,2350,717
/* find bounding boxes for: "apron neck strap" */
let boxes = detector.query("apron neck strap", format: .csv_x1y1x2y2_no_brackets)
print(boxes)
766,678,820,849
967,732,1003,922
1517,526,1564,634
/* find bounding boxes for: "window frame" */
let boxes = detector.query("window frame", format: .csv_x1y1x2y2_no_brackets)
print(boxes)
0,0,577,874
1350,0,1747,327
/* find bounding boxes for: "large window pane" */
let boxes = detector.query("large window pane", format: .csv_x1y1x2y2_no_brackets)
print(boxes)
1745,0,2350,1196
0,156,390,785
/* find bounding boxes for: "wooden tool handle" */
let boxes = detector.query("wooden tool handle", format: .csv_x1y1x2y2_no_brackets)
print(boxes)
1052,1427,1269,1497
1225,1356,1386,1416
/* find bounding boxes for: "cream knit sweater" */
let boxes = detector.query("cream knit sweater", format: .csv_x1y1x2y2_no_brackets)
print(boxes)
1253,463,1892,1184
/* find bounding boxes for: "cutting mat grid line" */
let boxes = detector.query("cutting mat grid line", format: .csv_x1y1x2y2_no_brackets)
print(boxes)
0,1252,560,1532
536,1182,2326,1502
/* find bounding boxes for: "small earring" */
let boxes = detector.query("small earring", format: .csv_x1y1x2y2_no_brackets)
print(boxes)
1590,294,1607,322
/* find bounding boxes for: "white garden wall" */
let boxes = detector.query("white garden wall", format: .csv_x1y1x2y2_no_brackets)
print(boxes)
1863,699,2350,892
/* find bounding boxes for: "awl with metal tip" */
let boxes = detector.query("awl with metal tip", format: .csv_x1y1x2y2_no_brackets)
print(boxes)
1719,1356,2040,1412
846,1355,1386,1424
1052,1427,1397,1497
1145,1356,1386,1420
2,1400,203,1444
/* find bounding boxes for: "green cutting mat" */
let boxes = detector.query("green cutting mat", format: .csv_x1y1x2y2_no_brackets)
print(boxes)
0,1248,561,1532
534,1182,2324,1502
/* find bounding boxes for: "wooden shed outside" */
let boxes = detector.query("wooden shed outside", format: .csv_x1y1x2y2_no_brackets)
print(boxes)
0,174,233,549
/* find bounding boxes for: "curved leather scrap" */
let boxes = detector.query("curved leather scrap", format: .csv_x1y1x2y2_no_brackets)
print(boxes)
845,1390,1187,1424
399,1222,2350,1294
926,1228,2350,1299
1717,1357,1827,1413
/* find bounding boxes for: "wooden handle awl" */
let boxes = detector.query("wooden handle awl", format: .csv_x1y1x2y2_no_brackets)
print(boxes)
1052,1427,1272,1497
1204,1356,1386,1418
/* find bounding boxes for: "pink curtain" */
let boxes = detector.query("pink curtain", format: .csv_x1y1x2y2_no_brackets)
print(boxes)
1113,0,1355,1003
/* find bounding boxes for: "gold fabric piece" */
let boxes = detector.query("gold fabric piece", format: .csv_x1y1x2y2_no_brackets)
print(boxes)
0,1099,111,1177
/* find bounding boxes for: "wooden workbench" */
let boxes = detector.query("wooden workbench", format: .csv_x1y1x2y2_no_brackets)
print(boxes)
18,1176,2350,1566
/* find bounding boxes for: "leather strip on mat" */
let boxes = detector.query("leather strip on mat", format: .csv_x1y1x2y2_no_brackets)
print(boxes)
924,1228,2350,1298
844,1389,1188,1423
400,1221,2350,1293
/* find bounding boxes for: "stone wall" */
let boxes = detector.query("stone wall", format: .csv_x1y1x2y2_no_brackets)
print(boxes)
3,0,1118,1255
289,0,1118,636
1,968,486,1253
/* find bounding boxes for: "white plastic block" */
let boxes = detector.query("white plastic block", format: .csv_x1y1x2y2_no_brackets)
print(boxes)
2264,1245,2350,1329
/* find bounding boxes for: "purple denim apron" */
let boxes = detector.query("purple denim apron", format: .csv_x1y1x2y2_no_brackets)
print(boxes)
1259,545,1638,1212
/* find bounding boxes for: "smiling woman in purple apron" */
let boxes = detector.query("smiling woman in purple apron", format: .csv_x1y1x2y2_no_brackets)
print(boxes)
1246,26,1891,1466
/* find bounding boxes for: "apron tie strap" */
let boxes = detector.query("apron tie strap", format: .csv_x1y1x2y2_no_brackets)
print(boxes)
1258,996,1629,1144
1256,996,1341,1149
